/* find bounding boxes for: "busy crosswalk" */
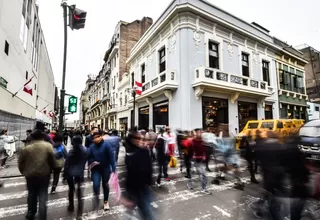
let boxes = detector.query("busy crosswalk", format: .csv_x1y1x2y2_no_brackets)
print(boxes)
0,147,253,220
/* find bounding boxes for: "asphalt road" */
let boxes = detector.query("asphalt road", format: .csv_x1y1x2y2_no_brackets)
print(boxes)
0,146,256,220
1,145,319,220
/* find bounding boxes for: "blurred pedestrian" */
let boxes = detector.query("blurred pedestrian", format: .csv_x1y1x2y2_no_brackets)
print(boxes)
107,130,121,163
64,135,88,218
18,129,56,220
51,133,67,194
88,131,116,211
155,128,171,185
122,130,155,220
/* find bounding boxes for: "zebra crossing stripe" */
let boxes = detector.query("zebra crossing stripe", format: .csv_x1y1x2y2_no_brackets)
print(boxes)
59,177,251,220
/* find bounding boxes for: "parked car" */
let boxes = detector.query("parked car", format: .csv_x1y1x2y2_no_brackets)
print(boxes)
298,119,320,162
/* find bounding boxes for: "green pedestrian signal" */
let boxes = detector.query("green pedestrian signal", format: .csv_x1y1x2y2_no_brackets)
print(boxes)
68,96,77,113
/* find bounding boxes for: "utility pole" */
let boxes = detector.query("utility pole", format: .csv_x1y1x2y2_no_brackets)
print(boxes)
58,2,68,133
132,90,136,129
58,2,87,133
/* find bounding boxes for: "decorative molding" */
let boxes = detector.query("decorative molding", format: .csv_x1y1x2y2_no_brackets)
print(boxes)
194,87,204,100
252,51,259,65
159,33,163,42
265,47,268,55
212,23,217,38
148,53,153,64
227,43,234,58
244,38,248,49
164,90,173,101
169,32,177,53
229,32,234,44
146,97,153,105
230,92,240,103
195,16,200,32
193,31,201,50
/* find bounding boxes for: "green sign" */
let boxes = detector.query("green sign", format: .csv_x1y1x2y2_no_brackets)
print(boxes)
0,77,8,89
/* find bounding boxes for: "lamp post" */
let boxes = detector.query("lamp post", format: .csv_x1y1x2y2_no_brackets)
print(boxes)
131,88,136,129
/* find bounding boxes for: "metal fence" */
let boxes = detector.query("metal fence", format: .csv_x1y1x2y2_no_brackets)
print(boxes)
0,110,35,151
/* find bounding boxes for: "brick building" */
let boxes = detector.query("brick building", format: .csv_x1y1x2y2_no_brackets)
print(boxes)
80,17,153,131
296,44,320,103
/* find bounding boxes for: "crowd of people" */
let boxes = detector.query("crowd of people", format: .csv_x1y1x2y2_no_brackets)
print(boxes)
0,120,318,220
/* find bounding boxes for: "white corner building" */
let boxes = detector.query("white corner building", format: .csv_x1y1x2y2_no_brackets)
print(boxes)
126,0,297,134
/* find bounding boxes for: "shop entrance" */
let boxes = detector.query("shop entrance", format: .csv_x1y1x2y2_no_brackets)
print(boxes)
265,104,273,119
138,106,149,130
202,97,229,134
153,101,169,130
238,101,258,132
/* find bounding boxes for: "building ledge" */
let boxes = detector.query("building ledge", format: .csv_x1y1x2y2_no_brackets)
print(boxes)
192,66,272,98
129,70,178,102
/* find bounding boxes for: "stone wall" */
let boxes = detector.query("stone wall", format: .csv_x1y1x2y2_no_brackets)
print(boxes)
0,109,35,151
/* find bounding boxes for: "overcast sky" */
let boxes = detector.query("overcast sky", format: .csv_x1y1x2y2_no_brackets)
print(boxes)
38,0,320,121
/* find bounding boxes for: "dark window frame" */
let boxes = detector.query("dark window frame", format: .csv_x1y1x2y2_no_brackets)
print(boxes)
208,41,219,69
159,47,166,73
262,60,270,86
241,53,250,77
25,71,28,80
141,63,145,83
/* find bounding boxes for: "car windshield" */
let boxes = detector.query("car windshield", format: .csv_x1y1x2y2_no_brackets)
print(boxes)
299,126,320,137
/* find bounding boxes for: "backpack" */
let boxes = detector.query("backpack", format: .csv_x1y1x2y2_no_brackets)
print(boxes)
55,144,65,159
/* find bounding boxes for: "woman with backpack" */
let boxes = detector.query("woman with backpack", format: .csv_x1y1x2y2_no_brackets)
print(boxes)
64,135,88,218
51,133,67,194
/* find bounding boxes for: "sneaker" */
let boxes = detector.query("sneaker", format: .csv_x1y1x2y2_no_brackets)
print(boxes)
104,201,110,211
50,187,56,194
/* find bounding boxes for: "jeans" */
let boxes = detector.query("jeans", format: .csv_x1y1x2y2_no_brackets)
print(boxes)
91,168,111,208
67,175,84,215
52,167,62,189
26,176,50,220
126,187,155,220
157,156,170,183
115,147,120,163
194,161,207,190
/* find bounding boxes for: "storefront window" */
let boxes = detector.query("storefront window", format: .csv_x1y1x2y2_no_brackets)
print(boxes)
265,104,273,119
202,97,228,134
139,107,149,130
153,101,169,130
238,101,257,132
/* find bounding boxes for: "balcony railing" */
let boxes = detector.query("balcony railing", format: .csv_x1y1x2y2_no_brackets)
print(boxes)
194,67,272,96
140,71,178,94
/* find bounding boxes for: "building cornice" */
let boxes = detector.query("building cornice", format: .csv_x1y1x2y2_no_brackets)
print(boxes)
127,2,308,64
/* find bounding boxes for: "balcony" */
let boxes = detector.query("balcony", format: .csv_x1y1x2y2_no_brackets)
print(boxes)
107,104,118,114
133,71,178,101
102,93,110,101
193,67,273,98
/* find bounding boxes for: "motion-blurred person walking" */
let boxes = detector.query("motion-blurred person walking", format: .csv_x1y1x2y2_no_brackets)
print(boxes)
50,134,67,193
122,129,155,220
18,129,56,220
64,135,88,219
88,131,116,211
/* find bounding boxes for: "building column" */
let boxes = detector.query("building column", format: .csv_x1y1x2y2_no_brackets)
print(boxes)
146,98,153,129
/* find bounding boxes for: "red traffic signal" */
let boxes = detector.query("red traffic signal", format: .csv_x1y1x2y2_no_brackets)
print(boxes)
69,6,87,30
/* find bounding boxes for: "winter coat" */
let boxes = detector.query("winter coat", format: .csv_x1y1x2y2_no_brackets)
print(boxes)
65,145,88,177
18,140,56,177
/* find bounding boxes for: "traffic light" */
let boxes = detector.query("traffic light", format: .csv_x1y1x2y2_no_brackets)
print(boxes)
68,96,77,113
69,5,87,30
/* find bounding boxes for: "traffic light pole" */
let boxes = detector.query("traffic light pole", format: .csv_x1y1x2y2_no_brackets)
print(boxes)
58,2,68,133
